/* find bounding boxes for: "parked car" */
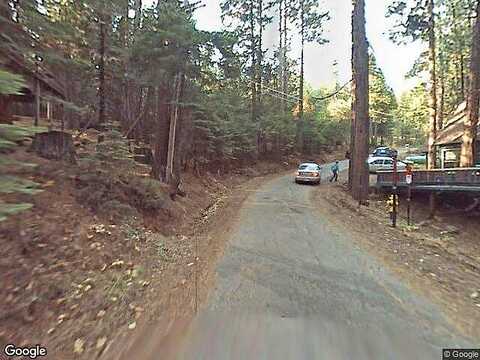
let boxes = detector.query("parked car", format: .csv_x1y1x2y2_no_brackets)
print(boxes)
368,156,407,173
295,162,321,185
372,146,398,158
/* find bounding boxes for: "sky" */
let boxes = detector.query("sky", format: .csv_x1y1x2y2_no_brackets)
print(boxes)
147,0,426,97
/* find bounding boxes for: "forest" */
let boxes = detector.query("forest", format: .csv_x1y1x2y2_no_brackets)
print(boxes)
0,0,401,213
1,0,477,209
1,0,480,358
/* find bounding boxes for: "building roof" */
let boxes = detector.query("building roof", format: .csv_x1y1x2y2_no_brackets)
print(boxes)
0,34,65,100
435,102,480,146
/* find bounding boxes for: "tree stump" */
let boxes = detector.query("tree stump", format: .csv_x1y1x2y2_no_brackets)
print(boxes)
29,131,76,163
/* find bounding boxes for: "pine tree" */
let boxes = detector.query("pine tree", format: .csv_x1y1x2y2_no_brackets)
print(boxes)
460,0,480,167
351,0,369,202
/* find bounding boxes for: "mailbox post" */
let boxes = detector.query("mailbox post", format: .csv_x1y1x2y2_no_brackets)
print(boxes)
391,154,398,227
405,164,413,225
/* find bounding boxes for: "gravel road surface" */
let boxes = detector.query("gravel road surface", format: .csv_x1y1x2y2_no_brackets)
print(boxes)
166,161,473,360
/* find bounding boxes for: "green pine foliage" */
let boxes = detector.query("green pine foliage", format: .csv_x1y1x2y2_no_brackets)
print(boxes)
394,84,429,146
388,0,476,140
0,68,46,221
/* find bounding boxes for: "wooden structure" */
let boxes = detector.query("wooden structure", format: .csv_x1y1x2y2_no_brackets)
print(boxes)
435,102,480,168
0,38,65,123
377,168,480,193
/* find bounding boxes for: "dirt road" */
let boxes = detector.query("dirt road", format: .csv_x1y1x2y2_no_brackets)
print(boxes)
139,162,474,359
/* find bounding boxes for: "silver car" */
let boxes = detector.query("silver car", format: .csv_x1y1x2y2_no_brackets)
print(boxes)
295,163,321,185
368,156,407,173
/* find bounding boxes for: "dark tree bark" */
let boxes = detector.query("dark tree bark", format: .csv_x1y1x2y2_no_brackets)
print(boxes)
256,0,264,155
351,0,369,202
297,0,305,153
152,87,170,181
98,15,106,126
250,0,257,125
278,0,284,111
257,0,263,103
427,0,437,169
283,0,288,113
460,0,480,167
166,73,183,183
438,73,445,130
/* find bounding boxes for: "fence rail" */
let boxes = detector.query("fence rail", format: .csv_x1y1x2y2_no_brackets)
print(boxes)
376,167,480,192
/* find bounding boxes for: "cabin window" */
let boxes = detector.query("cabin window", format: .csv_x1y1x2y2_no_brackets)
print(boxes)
441,147,460,168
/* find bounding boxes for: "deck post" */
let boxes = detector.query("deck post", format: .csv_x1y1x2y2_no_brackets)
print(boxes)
391,156,398,227
34,73,40,126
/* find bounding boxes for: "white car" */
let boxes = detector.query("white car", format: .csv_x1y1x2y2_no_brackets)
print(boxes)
368,156,407,173
295,163,321,185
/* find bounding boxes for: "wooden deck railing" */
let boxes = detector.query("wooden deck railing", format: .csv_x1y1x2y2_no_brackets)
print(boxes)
377,167,480,190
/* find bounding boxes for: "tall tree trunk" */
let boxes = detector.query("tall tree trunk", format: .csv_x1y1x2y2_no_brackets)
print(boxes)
460,0,480,167
257,0,263,103
296,0,305,153
152,86,170,181
351,0,369,202
278,0,284,111
438,74,445,130
98,15,106,126
257,0,263,154
250,0,257,124
122,1,131,134
166,73,183,183
427,0,437,169
134,0,142,30
460,54,466,101
348,99,354,190
283,0,288,113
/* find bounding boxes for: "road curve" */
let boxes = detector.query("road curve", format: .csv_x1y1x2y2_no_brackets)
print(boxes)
167,161,472,360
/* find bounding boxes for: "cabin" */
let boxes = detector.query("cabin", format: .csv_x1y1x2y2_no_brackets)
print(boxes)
434,102,480,168
0,39,65,123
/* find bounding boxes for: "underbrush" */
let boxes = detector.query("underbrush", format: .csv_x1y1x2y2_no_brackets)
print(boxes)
74,129,171,220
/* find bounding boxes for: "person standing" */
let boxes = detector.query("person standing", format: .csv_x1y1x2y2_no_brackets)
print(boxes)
330,161,339,182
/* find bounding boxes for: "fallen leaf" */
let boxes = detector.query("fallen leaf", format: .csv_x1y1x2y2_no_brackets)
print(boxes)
96,337,107,350
57,298,67,305
110,260,124,268
73,339,84,354
42,180,55,188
